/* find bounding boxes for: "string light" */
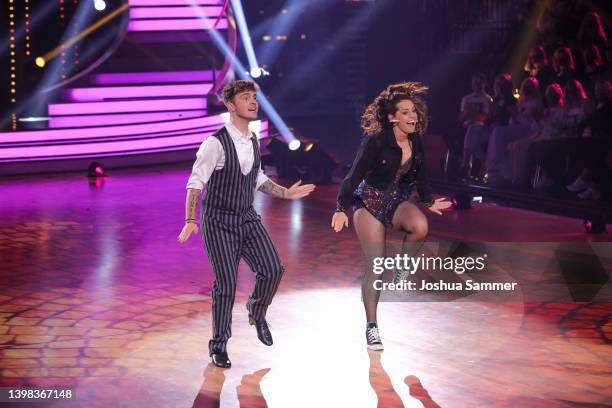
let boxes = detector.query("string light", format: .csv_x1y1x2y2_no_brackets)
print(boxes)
25,0,30,56
9,0,17,129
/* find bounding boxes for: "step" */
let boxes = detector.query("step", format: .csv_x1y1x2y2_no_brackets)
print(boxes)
126,31,221,44
0,119,269,161
65,83,213,102
129,0,222,5
91,70,214,85
128,18,228,32
2,114,224,144
49,110,207,128
0,131,216,161
129,6,224,19
49,97,208,116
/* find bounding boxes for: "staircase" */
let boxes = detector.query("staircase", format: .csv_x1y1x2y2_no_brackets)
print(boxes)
0,0,269,175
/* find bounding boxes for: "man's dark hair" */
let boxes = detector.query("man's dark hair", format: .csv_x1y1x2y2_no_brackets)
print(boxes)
221,80,260,103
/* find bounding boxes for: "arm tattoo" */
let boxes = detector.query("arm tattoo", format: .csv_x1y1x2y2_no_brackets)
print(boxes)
185,188,201,220
258,180,287,199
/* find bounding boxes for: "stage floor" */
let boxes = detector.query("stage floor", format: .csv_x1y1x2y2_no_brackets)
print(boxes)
0,165,611,408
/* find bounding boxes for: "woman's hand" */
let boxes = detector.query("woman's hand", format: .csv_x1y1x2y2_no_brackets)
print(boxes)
331,211,349,232
427,198,452,215
177,222,199,243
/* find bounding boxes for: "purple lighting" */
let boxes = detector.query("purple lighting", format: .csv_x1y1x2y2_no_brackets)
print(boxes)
128,19,228,32
1,125,269,160
49,98,207,116
49,110,207,128
130,6,223,19
67,83,213,102
1,115,225,144
2,133,216,159
129,0,221,5
92,71,214,85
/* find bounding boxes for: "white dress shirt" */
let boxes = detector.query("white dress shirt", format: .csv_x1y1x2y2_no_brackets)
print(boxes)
186,120,269,191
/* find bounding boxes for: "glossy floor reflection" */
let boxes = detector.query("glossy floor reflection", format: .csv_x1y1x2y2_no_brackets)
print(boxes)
0,164,610,408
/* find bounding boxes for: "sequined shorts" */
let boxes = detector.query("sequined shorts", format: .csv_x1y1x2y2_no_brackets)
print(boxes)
353,180,414,227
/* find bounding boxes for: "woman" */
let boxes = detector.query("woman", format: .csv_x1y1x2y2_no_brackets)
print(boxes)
582,44,605,99
523,45,555,92
508,77,545,184
485,73,517,182
552,47,577,89
529,80,587,190
520,83,565,188
330,82,451,350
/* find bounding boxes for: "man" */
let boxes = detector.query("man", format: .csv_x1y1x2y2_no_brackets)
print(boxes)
178,80,315,368
459,72,492,179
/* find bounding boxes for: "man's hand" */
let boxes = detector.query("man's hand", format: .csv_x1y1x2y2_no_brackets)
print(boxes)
177,222,199,243
285,180,316,200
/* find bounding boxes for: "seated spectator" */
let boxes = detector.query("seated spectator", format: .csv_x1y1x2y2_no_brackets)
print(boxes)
524,45,555,92
515,77,545,128
532,79,588,190
582,44,606,100
459,72,492,179
578,12,608,50
553,46,577,88
508,77,545,184
566,79,612,199
485,73,517,183
525,83,567,189
559,79,588,139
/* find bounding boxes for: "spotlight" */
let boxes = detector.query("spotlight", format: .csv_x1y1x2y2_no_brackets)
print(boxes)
264,137,336,184
583,217,607,234
451,191,472,210
87,161,106,177
94,0,106,11
248,67,269,79
250,67,262,78
35,57,45,68
288,140,301,151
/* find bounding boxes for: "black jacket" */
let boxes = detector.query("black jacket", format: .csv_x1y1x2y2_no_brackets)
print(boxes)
336,128,434,212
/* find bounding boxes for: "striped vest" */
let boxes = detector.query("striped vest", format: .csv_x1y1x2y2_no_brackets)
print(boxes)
202,127,261,225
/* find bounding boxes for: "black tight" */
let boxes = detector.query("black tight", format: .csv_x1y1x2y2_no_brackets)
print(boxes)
353,201,428,323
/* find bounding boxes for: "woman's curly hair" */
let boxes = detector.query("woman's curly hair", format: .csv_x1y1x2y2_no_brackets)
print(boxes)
361,82,429,136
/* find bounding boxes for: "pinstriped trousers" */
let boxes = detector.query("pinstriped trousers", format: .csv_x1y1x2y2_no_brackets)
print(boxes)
203,215,285,355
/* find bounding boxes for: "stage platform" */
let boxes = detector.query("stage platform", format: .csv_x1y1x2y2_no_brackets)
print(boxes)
0,164,610,408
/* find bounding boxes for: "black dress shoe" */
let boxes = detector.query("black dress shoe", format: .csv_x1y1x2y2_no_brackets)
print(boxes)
249,316,273,346
211,351,231,368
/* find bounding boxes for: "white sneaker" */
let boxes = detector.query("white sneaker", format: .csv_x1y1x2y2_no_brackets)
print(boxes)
566,176,589,193
366,323,384,350
394,268,410,285
578,186,601,200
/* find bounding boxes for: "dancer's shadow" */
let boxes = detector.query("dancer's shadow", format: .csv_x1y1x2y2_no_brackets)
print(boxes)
368,349,404,408
367,350,441,408
236,368,270,408
191,364,270,408
192,363,226,408
404,375,441,408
